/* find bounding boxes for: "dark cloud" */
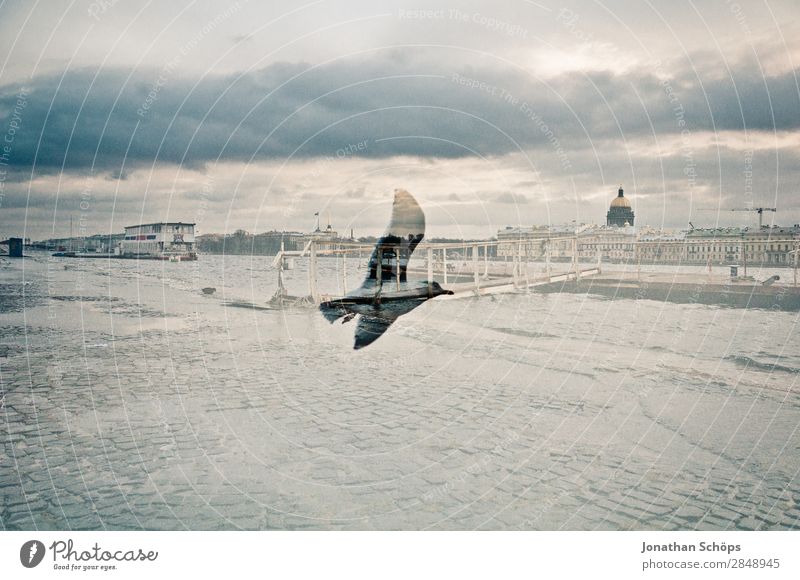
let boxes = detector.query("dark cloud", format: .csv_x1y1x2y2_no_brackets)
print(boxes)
1,49,797,178
106,169,128,181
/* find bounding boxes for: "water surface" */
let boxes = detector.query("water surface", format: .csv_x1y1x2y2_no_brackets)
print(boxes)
1,252,798,530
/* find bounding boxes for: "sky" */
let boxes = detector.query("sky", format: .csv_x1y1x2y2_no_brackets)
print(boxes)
0,0,798,240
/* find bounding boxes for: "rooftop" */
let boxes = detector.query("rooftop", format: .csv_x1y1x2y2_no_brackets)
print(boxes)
124,222,196,229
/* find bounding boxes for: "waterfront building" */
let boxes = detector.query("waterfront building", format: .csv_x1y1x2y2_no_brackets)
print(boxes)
298,220,342,252
635,231,688,264
578,224,638,262
684,225,800,266
121,222,196,259
548,224,590,259
496,223,637,262
496,225,549,258
253,231,305,253
495,224,592,260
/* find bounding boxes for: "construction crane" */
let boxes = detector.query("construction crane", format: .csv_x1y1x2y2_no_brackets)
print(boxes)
730,207,777,228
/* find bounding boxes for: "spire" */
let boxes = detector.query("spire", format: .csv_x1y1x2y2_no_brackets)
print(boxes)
618,185,624,197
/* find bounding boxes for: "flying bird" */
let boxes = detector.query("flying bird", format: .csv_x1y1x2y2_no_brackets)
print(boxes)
319,189,453,349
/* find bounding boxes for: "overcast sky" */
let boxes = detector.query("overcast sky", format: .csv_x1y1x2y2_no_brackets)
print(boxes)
1,0,798,240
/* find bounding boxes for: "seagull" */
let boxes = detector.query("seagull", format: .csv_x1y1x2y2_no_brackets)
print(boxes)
319,189,453,349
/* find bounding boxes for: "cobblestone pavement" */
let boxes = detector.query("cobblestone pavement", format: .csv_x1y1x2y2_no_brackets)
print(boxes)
2,255,799,529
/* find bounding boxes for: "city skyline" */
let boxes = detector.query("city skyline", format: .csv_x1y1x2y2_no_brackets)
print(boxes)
1,1,799,240
25,208,797,247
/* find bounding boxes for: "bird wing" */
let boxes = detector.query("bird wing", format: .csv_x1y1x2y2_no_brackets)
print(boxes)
353,314,394,350
319,299,350,323
363,189,425,287
318,190,428,346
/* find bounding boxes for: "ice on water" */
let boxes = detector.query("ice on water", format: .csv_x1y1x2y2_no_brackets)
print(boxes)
1,253,799,530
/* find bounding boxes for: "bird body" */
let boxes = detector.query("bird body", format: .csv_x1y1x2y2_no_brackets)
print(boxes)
319,190,452,349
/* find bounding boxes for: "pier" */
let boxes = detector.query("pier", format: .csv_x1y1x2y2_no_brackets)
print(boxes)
266,237,800,310
269,237,601,305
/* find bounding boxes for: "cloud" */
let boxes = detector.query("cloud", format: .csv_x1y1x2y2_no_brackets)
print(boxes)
1,48,797,180
344,186,366,199
106,169,128,181
495,192,529,204
2,31,799,240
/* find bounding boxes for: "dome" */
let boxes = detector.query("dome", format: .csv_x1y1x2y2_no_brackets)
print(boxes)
610,186,631,208
607,186,635,227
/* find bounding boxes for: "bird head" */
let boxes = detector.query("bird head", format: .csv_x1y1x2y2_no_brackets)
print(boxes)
426,281,454,296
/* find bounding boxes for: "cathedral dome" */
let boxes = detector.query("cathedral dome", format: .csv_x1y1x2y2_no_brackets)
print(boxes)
610,195,631,208
606,186,634,227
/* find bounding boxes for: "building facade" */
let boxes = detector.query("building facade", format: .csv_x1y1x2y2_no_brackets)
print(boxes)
121,222,196,259
683,226,799,266
496,226,550,258
497,224,638,262
635,232,688,263
578,224,638,262
297,223,343,252
495,223,800,267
